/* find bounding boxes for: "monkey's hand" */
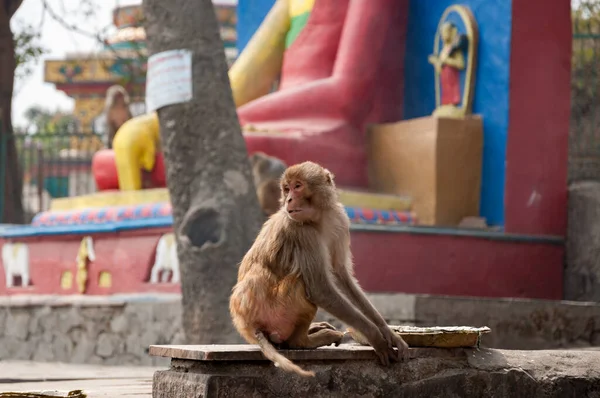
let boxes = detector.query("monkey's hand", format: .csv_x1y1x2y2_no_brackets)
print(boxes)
379,326,409,362
373,333,396,366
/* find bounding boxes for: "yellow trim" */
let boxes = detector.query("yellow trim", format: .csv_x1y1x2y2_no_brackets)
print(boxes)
49,187,411,212
432,5,479,118
338,190,412,211
49,188,170,211
289,0,315,18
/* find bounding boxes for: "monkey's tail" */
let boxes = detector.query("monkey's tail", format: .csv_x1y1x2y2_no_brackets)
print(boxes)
254,331,315,377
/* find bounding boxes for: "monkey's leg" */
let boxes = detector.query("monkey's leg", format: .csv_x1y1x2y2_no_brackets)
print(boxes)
308,322,337,334
289,329,344,349
287,321,344,349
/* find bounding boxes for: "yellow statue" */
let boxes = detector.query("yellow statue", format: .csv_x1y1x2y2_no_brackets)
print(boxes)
428,5,479,119
75,236,96,294
112,112,161,190
109,0,336,189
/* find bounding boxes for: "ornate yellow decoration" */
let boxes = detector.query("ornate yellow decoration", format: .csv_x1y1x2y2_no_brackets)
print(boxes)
48,187,412,212
60,271,73,290
75,236,96,294
98,271,112,288
429,5,479,119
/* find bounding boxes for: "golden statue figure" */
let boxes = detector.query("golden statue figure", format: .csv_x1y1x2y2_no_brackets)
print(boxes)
428,6,479,119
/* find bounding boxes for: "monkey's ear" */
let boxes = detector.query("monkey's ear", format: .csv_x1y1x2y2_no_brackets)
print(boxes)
325,170,335,185
249,153,260,165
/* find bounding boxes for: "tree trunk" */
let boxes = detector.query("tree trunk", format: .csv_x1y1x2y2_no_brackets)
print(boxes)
143,0,263,344
0,0,24,224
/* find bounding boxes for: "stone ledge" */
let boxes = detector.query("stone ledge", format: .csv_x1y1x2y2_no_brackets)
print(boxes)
149,344,467,362
2,293,600,367
0,293,181,308
150,344,600,397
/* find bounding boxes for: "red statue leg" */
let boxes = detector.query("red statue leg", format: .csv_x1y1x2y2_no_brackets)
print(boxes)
244,119,367,187
238,0,408,188
92,149,120,191
92,149,167,191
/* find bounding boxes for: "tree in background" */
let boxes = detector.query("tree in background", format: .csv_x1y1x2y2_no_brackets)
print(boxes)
23,106,78,135
1,0,141,223
0,0,27,224
144,0,263,343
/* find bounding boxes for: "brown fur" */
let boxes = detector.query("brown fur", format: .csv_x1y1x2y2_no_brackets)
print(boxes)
230,161,408,377
249,152,287,216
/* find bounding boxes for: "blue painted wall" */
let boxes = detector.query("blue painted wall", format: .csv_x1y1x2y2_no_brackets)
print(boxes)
237,0,276,53
403,1,512,227
236,0,512,226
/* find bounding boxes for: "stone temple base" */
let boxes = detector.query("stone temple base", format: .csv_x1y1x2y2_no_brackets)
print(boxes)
149,344,600,397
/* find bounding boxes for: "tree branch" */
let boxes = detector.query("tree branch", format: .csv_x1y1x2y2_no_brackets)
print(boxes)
39,0,148,85
7,0,24,19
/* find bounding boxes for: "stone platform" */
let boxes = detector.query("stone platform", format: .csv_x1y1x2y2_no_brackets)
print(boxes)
2,293,600,367
150,344,600,397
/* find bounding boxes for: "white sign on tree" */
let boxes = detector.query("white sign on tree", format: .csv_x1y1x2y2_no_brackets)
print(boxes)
146,49,193,112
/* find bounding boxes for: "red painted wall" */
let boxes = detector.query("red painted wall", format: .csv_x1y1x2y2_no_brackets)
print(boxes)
1,228,562,300
0,228,179,296
238,0,409,188
504,0,571,235
351,231,563,300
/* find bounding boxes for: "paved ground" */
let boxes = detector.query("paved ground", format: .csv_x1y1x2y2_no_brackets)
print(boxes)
2,347,599,396
0,361,161,397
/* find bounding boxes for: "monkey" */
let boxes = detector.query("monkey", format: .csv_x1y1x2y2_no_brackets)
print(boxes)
255,178,282,216
104,85,133,148
249,152,287,216
230,161,409,377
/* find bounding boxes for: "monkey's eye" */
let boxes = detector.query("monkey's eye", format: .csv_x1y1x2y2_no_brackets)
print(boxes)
294,183,301,189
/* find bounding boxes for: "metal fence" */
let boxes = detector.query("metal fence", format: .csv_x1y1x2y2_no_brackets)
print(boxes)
571,12,600,182
3,132,103,223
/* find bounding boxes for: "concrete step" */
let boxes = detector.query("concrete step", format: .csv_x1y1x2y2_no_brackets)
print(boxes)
149,344,600,397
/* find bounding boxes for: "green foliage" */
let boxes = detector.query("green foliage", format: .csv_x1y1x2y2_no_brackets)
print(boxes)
16,106,82,177
570,0,600,181
23,105,78,135
571,1,600,121
13,22,46,81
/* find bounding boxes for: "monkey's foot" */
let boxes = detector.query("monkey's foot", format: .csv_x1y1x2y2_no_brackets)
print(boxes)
308,322,337,334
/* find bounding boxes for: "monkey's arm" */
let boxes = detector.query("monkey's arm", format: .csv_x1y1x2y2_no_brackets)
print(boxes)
331,233,409,360
298,240,381,345
332,235,388,328
299,241,400,364
337,262,390,330
330,227,387,328
334,260,409,360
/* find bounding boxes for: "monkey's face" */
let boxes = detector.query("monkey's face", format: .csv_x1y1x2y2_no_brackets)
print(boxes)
282,178,318,223
280,162,338,223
